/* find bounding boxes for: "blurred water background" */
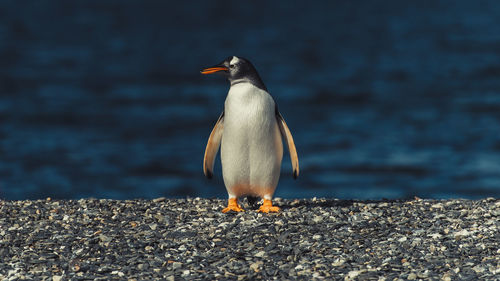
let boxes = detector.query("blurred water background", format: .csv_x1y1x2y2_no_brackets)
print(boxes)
1,1,500,200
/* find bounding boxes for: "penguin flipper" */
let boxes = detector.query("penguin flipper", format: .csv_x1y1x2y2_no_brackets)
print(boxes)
203,112,224,179
276,109,299,179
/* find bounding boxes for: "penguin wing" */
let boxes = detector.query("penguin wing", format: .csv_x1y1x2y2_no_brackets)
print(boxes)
203,111,224,179
276,108,299,179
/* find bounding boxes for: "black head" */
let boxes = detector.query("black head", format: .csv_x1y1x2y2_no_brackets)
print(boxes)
201,56,267,90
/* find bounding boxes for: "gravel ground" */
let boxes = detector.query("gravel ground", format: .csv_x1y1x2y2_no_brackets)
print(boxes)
0,197,499,280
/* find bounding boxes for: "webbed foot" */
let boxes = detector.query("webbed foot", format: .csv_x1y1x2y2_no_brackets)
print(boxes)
222,198,244,213
258,199,280,213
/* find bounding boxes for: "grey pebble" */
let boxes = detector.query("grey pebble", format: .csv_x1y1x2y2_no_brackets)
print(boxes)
172,262,182,270
0,198,498,280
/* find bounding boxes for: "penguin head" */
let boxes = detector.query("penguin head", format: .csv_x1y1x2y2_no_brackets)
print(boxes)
201,56,266,90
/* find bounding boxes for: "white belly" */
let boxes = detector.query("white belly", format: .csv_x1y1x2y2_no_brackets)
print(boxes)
220,83,283,199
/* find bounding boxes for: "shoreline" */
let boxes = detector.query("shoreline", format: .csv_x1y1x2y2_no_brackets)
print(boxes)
1,198,499,280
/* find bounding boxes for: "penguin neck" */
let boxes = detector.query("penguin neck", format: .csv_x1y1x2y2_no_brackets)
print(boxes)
229,75,267,92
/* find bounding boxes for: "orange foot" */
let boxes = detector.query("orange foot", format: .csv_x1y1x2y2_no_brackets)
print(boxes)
222,198,244,213
258,199,280,213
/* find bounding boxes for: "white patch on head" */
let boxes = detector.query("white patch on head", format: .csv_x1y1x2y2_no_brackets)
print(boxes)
230,56,240,65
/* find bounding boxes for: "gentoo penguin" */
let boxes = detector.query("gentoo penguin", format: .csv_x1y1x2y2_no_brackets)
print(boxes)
201,56,299,213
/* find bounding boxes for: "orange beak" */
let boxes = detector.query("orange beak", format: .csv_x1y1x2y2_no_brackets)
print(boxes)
201,66,229,74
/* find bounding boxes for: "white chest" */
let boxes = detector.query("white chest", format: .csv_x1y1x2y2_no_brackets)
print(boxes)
220,82,283,196
224,83,275,126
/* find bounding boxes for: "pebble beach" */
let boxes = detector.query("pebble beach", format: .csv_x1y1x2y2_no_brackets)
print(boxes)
1,198,499,280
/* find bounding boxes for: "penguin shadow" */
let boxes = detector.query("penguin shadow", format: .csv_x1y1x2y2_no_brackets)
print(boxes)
276,198,418,210
240,196,264,211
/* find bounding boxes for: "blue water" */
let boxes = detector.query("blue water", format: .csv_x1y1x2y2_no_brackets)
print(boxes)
1,1,500,200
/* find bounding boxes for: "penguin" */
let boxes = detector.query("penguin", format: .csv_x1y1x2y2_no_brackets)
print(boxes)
201,56,299,213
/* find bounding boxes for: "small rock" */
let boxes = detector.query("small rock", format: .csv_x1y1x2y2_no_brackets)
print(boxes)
347,270,362,279
312,215,323,223
295,264,304,271
172,262,182,270
472,265,485,273
99,234,112,243
453,229,471,238
428,233,442,239
332,258,345,266
442,275,451,281
250,261,262,272
254,251,266,257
